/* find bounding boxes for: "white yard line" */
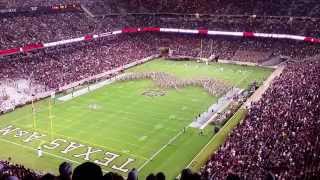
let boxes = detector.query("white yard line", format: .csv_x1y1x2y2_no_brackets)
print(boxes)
173,130,222,179
57,77,117,102
138,129,185,172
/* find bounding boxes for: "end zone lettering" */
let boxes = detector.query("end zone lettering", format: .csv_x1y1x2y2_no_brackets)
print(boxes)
0,125,135,173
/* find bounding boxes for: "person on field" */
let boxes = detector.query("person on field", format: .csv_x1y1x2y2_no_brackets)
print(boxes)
37,146,43,157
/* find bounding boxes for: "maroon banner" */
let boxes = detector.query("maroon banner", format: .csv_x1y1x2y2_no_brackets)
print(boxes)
122,28,139,33
0,48,20,56
141,27,160,32
198,29,209,35
304,37,320,43
84,35,93,41
243,32,254,37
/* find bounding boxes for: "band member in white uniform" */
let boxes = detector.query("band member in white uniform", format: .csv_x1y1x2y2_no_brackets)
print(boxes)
37,146,43,157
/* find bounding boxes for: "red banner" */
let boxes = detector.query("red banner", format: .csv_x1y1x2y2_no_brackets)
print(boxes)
141,27,160,32
84,35,93,41
122,27,139,33
304,37,320,43
0,48,20,56
198,29,209,35
243,32,254,37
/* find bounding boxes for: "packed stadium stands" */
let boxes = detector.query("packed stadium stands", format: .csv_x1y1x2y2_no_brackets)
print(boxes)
0,0,320,179
84,0,320,17
144,0,320,16
1,14,320,50
1,33,319,93
0,12,95,49
201,59,320,179
0,160,39,180
0,0,80,8
0,160,205,180
2,0,320,18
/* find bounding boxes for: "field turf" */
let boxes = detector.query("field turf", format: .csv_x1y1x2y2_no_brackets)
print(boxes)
0,59,272,179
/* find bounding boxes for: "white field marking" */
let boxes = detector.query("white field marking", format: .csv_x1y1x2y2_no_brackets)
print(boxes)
0,137,110,174
30,124,149,161
65,102,193,124
56,120,145,148
97,114,178,133
137,128,186,172
61,82,205,113
75,102,184,133
44,95,196,135
5,62,254,171
7,122,149,161
115,118,177,135
52,101,183,155
58,77,117,102
7,98,71,125
138,136,148,141
6,100,155,158
58,115,174,149
153,124,163,130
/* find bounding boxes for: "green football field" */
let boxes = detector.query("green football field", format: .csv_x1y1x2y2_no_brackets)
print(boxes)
0,59,272,179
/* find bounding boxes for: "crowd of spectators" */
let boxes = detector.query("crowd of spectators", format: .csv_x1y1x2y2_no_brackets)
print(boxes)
1,0,320,18
150,34,320,62
1,6,320,51
1,32,320,91
201,59,320,179
0,34,157,90
0,160,204,180
125,14,320,38
0,2,320,179
1,4,320,50
0,160,38,180
0,0,81,8
0,12,95,49
80,0,320,17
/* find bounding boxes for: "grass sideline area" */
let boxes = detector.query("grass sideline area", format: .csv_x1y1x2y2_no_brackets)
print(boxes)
185,108,248,172
0,59,272,179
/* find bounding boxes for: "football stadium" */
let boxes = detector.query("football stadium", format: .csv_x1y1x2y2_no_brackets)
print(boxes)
0,1,319,180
